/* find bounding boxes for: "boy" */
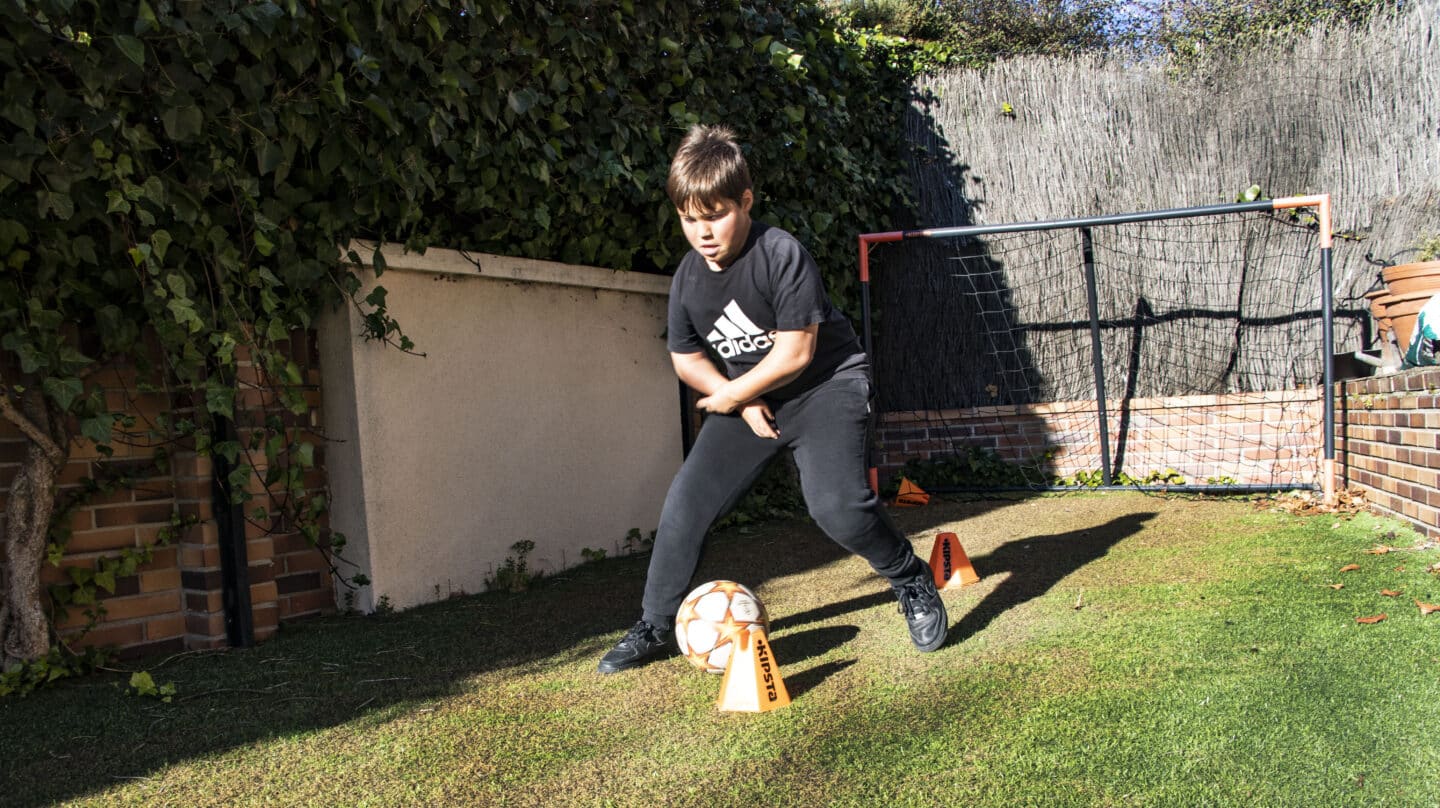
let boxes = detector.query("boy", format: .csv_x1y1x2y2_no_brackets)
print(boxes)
598,125,947,674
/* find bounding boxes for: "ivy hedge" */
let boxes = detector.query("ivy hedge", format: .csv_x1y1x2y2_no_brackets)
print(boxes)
0,0,940,424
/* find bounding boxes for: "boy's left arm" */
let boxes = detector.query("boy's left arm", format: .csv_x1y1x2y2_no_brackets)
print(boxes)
695,325,818,414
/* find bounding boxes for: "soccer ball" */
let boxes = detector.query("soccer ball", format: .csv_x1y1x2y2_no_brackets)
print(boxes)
674,580,769,674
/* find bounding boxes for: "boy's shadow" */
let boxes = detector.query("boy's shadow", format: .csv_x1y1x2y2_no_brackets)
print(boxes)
772,511,1156,649
949,511,1156,644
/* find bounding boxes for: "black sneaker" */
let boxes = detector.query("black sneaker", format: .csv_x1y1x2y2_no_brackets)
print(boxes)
893,574,948,652
597,620,673,674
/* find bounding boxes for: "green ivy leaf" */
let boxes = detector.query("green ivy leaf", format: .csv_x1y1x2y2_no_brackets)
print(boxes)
129,671,156,696
507,88,540,115
36,191,74,220
167,297,204,333
115,35,145,66
205,385,235,419
42,376,84,411
361,95,398,132
106,190,132,214
160,106,203,141
80,414,114,445
0,219,27,251
255,139,283,176
150,229,172,262
135,0,160,34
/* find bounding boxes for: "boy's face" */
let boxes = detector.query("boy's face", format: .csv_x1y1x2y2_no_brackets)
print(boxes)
677,190,753,270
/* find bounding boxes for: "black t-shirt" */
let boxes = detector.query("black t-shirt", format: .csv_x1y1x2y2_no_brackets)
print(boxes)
667,221,866,401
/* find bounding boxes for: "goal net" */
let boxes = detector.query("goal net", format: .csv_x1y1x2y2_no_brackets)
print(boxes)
860,198,1341,495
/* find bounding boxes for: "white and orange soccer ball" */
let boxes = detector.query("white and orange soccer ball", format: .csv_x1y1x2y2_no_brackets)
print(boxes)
674,580,769,674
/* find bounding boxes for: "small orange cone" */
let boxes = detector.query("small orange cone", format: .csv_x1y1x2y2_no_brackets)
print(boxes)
929,531,980,590
716,628,790,712
892,477,930,507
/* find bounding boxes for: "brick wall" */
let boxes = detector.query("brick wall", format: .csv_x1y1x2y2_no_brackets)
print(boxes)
875,389,1324,488
875,373,1439,539
0,332,332,660
1337,367,1440,539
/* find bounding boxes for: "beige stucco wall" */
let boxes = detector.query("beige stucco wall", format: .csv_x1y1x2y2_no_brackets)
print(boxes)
318,244,679,611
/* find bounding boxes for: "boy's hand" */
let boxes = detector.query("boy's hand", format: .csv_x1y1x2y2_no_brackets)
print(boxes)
695,387,743,414
739,400,778,439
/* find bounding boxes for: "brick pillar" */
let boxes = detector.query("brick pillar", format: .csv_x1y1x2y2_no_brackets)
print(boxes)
243,482,280,643
173,451,228,649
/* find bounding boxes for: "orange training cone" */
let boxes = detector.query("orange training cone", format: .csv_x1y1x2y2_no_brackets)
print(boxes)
929,531,980,590
892,477,930,507
717,628,790,712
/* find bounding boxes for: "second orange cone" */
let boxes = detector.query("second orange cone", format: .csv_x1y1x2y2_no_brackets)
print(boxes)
929,531,980,589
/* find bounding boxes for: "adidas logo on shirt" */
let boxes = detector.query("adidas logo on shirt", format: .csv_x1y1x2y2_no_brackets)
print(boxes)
706,300,774,358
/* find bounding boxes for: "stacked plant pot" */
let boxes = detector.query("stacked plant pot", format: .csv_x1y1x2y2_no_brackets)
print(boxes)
1375,260,1440,356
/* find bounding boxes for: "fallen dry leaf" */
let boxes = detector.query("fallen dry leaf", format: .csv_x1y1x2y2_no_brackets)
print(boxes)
1328,583,1344,590
1355,614,1387,624
1381,589,1402,597
1260,487,1368,516
1339,564,1361,572
1416,600,1440,616
1395,566,1406,572
1364,546,1393,554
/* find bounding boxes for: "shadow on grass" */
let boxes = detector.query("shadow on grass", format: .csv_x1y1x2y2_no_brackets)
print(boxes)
770,626,862,699
0,502,1039,807
771,510,1156,652
786,659,859,699
950,511,1157,645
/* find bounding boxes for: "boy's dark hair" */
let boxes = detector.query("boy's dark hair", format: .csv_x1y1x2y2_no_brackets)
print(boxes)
665,124,752,211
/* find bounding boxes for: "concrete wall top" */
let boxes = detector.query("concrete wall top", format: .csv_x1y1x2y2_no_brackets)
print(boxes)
351,241,672,297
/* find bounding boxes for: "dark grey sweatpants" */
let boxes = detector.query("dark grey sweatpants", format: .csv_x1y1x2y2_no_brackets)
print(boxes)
640,369,926,626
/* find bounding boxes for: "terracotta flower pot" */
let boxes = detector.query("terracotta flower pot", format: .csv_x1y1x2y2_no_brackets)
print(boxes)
1382,260,1440,296
1383,288,1440,351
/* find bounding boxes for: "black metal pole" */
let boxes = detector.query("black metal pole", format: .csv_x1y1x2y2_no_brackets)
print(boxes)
913,200,1277,240
1081,227,1113,486
1321,245,1335,461
211,411,254,648
860,276,874,369
860,271,877,480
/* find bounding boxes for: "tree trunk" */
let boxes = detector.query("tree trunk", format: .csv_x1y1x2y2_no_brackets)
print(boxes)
0,388,69,670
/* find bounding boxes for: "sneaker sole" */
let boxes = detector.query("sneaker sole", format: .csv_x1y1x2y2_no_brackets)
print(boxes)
596,648,672,674
596,656,655,674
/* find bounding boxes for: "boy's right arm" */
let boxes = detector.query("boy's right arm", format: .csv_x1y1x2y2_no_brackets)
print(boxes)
671,352,778,439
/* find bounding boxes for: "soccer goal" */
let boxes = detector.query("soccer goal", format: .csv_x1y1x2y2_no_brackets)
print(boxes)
860,195,1338,499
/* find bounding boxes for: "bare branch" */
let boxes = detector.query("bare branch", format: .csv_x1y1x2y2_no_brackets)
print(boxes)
0,384,64,464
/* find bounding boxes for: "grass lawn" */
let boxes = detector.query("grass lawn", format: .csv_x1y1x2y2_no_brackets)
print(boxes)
3,491,1438,807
